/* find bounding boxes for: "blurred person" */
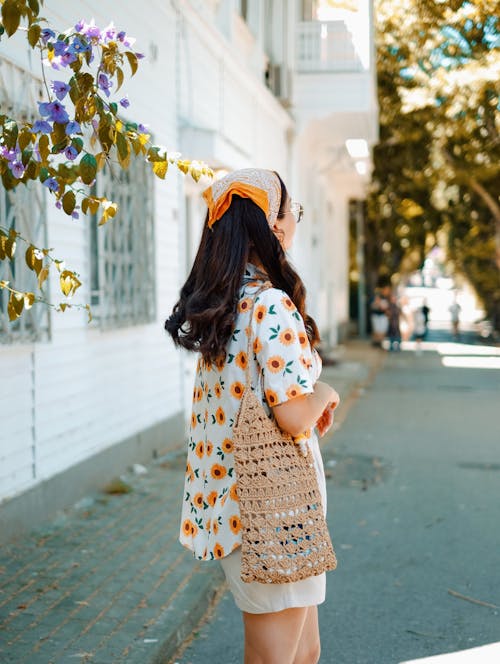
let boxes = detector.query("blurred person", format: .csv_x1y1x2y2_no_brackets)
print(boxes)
422,299,431,338
370,285,390,347
449,296,462,340
387,293,402,351
413,305,426,356
399,295,413,341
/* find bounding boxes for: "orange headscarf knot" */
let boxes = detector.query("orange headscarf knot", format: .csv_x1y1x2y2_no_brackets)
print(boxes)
202,168,281,229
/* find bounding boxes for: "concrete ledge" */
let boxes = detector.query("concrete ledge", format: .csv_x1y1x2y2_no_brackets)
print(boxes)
0,412,185,543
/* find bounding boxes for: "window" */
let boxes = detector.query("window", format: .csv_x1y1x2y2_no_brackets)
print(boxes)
239,0,248,21
0,59,50,344
89,156,156,329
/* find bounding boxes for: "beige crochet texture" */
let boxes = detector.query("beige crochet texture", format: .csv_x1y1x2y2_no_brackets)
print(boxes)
232,284,337,584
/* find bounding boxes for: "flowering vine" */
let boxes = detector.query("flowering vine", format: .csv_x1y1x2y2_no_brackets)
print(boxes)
0,0,213,322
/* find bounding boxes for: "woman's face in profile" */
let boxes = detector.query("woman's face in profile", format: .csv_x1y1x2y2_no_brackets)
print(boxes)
274,196,297,251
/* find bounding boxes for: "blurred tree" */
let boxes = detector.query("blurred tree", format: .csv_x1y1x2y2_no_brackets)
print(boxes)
369,0,500,327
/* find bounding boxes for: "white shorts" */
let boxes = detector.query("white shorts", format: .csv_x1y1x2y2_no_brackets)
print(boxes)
219,547,326,614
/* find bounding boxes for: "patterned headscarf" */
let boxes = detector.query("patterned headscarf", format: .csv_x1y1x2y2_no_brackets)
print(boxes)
202,168,282,229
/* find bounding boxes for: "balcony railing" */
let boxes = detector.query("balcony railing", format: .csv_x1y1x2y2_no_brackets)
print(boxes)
296,21,364,73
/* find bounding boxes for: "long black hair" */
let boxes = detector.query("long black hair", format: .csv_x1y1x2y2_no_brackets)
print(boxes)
165,174,320,363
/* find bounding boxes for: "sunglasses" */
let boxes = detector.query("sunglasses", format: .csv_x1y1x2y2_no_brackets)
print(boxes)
279,201,303,224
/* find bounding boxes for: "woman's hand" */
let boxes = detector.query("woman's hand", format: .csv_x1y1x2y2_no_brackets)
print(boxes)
315,390,340,438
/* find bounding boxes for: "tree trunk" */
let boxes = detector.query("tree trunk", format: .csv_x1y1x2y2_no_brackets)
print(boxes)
467,177,500,271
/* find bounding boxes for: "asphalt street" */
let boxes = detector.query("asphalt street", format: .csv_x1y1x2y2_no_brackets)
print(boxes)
173,332,500,664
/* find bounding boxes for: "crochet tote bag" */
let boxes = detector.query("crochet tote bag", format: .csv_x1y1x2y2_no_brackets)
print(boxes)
232,284,337,584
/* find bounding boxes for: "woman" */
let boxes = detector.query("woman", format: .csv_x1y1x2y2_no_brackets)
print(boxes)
165,168,339,664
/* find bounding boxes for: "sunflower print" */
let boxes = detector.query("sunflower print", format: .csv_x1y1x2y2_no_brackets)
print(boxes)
179,263,321,561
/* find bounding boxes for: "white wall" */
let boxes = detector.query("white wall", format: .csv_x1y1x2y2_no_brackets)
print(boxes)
0,0,293,504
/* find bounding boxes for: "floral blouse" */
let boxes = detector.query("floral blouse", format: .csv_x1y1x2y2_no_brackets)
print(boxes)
179,263,322,560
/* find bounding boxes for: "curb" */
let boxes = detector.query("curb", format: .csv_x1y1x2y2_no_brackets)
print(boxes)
129,563,226,664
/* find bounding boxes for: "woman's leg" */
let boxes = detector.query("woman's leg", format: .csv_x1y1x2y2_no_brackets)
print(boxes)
293,606,321,664
243,606,309,664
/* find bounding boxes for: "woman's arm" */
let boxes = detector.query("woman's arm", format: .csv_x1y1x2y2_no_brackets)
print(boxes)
272,381,339,438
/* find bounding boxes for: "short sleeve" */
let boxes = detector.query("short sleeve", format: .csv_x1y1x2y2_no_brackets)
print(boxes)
251,288,315,408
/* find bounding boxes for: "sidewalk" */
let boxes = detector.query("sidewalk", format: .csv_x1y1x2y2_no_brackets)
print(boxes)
0,340,383,664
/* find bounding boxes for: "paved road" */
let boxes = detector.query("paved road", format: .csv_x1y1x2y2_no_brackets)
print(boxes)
174,335,500,664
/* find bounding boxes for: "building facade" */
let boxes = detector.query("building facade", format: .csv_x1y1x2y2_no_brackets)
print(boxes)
0,0,377,539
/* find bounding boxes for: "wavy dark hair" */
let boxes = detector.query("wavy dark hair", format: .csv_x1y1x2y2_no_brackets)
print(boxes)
165,174,320,363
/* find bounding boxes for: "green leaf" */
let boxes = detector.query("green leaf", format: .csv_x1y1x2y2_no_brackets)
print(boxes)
116,67,124,91
98,120,113,153
37,266,49,289
125,51,138,76
71,137,83,153
24,292,35,310
147,146,166,162
98,202,118,226
25,245,43,275
59,270,82,297
27,23,41,48
28,0,40,14
3,118,18,149
8,292,24,321
1,0,21,37
4,229,17,260
38,135,50,162
0,230,7,260
79,153,97,184
62,190,76,215
116,132,130,168
1,168,16,190
82,197,100,215
152,160,168,179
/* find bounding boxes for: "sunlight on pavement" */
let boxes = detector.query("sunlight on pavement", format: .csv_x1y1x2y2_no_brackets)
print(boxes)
436,343,500,357
392,340,500,368
441,356,500,370
400,641,500,663
399,340,500,360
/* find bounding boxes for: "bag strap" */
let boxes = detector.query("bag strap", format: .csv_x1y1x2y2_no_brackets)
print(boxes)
244,280,272,390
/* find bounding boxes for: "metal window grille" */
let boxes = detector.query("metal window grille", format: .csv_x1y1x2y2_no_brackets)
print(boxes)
89,158,156,329
0,58,50,344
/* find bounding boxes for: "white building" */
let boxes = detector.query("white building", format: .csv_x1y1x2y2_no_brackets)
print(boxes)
0,0,377,539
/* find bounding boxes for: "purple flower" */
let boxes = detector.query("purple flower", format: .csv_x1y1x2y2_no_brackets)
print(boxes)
97,72,112,97
38,100,69,124
59,52,77,67
81,20,101,40
103,22,116,42
32,120,52,134
10,161,25,179
65,121,82,135
52,81,70,101
71,210,80,219
55,200,62,209
68,37,91,55
137,123,148,134
43,177,59,192
0,145,17,162
75,19,85,32
119,97,130,108
53,40,68,56
117,30,126,42
135,52,145,59
64,146,78,161
41,28,56,44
